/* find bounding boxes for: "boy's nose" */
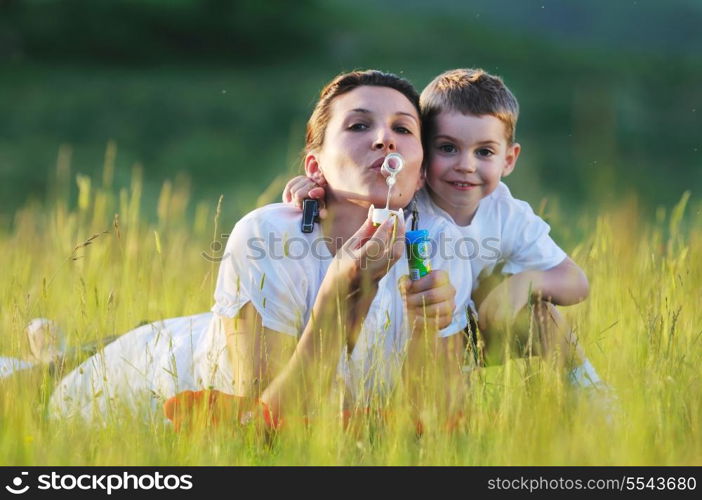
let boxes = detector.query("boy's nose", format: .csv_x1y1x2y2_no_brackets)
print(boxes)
455,155,477,172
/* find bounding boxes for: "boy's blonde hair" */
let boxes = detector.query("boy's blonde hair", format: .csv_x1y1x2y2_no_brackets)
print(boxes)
420,68,519,143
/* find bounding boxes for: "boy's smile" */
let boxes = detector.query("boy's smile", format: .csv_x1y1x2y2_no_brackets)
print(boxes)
425,111,520,226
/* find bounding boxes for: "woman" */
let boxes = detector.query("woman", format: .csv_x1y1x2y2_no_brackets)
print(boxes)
1,319,63,379
50,70,472,427
1,318,111,379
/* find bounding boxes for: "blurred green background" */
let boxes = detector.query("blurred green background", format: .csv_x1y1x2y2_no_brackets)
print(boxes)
1,0,700,226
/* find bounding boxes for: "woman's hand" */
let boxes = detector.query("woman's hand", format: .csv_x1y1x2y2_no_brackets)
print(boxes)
400,270,456,333
282,176,328,219
323,209,406,294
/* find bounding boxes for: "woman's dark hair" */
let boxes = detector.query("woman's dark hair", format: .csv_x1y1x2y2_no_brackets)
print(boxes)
305,70,420,154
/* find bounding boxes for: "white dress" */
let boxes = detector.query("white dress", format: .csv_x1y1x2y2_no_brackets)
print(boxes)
49,313,212,422
0,357,34,379
49,204,471,423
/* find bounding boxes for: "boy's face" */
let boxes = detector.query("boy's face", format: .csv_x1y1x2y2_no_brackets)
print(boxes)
425,111,520,224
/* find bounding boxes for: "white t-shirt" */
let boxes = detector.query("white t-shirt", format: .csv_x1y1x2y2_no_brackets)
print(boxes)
194,203,471,404
415,183,567,296
50,203,471,421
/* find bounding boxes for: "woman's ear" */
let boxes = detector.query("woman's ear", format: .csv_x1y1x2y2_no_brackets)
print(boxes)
304,153,327,186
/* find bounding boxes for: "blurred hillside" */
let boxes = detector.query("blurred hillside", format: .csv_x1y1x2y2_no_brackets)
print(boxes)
0,0,700,225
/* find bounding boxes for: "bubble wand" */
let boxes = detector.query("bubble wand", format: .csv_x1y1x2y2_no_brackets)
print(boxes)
371,153,405,226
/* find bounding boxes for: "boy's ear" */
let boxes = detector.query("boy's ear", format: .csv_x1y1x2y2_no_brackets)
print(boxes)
304,152,327,186
416,165,427,191
501,142,521,178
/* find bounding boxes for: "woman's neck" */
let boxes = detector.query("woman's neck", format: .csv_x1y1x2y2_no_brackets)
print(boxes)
321,193,371,255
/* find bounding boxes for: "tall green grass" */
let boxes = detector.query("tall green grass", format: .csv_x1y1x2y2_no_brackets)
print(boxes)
0,150,700,466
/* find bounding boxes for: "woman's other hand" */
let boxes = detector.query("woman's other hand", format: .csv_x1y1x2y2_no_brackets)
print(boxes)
400,270,456,333
324,209,406,293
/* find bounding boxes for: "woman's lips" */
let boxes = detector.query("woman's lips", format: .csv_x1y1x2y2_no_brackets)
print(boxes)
369,157,385,172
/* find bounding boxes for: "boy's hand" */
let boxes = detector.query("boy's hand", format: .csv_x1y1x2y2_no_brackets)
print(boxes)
400,270,456,333
282,176,327,219
477,272,538,332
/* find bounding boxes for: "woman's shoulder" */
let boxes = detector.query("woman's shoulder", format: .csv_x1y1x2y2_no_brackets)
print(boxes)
224,203,307,245
235,203,302,231
221,203,320,279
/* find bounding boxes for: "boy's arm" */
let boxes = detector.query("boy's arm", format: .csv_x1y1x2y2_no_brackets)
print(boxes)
528,257,589,305
282,175,327,217
477,257,589,332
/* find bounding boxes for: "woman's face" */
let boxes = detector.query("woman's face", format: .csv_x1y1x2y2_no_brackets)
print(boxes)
307,85,423,209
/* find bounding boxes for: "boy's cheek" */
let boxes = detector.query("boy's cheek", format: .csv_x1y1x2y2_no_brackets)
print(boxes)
425,153,440,170
423,160,442,183
426,152,454,176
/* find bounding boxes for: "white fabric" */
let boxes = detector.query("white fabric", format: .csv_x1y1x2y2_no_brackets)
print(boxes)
415,183,567,296
197,203,470,404
50,203,470,421
0,357,34,379
49,314,211,422
568,358,603,388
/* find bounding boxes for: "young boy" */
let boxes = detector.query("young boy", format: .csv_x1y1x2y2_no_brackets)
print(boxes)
283,68,606,391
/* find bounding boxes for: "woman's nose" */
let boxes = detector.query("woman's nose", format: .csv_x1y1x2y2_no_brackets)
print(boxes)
372,127,396,151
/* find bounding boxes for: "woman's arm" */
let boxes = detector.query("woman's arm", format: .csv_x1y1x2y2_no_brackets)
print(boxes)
222,304,297,398
224,212,405,419
259,276,377,418
262,213,405,417
405,326,466,425
222,280,371,418
402,270,466,424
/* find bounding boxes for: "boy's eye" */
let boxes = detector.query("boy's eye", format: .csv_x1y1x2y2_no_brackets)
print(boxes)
437,143,457,154
476,148,494,157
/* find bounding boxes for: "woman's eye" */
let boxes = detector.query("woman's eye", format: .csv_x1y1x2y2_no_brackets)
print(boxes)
476,148,494,157
349,123,369,131
394,126,412,135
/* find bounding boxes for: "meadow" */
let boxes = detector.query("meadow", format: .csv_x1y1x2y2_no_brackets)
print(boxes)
0,154,699,466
